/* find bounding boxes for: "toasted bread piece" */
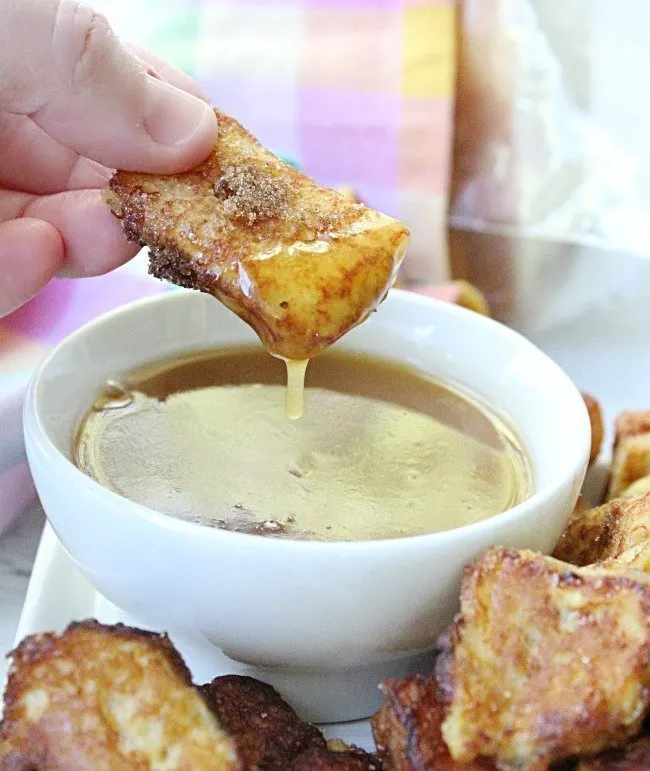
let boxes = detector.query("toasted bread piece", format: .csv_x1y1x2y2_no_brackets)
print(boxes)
600,540,650,574
202,675,381,770
553,492,650,566
583,394,604,465
437,548,650,769
0,739,20,770
452,280,491,317
371,674,650,771
0,621,238,770
336,186,361,203
620,475,650,499
607,412,650,500
613,412,650,451
289,747,382,771
608,435,650,501
106,110,409,361
576,735,650,770
372,675,493,770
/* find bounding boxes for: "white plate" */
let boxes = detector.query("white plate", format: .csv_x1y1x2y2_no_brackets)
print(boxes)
10,522,375,749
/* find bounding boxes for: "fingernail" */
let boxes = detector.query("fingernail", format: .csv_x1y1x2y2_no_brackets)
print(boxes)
144,77,215,147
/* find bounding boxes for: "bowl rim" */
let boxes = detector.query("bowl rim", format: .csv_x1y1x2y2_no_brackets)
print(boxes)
24,288,591,554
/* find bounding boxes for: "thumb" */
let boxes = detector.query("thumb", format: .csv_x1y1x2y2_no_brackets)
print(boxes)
0,0,217,173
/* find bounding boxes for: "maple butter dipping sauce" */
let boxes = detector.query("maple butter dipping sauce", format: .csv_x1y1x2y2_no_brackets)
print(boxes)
74,348,533,542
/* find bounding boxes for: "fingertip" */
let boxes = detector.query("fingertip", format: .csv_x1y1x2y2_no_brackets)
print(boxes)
23,189,140,279
141,79,218,173
72,84,219,175
56,238,140,278
0,218,65,316
48,190,141,277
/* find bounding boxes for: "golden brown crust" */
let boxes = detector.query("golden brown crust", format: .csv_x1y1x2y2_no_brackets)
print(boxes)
619,476,650,499
437,548,650,769
336,186,361,203
289,747,383,771
107,110,408,360
202,675,381,770
201,675,322,768
613,412,650,451
553,492,650,566
0,620,238,770
372,676,493,770
582,394,604,466
605,412,650,500
371,674,650,771
452,280,490,317
608,435,650,501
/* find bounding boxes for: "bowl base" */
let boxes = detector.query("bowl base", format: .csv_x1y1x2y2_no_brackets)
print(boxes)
212,645,439,724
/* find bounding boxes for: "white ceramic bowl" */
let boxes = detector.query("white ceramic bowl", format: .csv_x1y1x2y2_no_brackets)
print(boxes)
24,289,590,722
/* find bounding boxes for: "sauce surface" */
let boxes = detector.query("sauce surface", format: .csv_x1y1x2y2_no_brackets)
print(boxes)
75,348,532,541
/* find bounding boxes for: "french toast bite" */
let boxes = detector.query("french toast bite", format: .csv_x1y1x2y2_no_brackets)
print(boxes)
582,393,604,466
437,548,650,770
106,110,409,361
0,621,238,770
372,675,492,770
202,675,381,770
0,622,381,771
553,492,650,566
607,411,650,500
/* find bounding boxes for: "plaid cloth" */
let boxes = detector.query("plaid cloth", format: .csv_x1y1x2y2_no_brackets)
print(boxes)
0,0,457,532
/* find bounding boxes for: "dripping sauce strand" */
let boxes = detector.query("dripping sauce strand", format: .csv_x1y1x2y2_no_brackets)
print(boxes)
283,358,309,420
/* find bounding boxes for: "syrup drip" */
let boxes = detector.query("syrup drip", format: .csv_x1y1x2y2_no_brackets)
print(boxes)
283,359,309,420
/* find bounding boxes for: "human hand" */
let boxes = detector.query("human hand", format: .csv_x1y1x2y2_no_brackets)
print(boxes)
0,0,218,316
